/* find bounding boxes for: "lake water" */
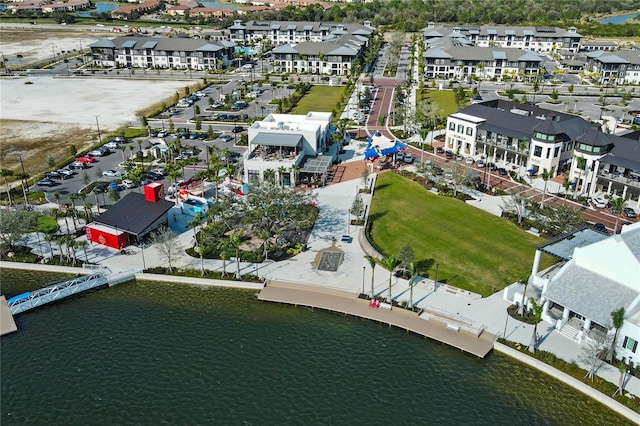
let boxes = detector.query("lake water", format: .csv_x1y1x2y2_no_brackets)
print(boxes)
76,2,118,17
599,13,640,24
200,0,239,10
0,269,630,425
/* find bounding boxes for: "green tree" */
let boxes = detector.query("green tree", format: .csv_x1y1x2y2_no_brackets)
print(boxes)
609,197,626,234
382,255,398,305
68,144,77,158
107,188,120,205
397,243,414,271
0,168,14,206
610,307,626,362
528,298,543,353
350,194,365,223
227,231,244,279
540,167,555,209
408,262,416,309
188,212,206,275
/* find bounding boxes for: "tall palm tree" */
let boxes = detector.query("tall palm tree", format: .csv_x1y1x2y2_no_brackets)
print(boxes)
0,168,14,205
45,233,55,261
188,212,206,275
540,167,555,209
609,197,626,234
408,262,416,309
528,298,543,353
217,239,230,277
77,240,89,264
15,171,30,206
610,307,626,362
382,255,398,306
227,231,243,279
263,169,275,185
290,164,300,187
365,255,376,298
277,166,287,188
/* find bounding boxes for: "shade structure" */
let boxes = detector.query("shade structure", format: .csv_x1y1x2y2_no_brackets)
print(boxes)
364,132,406,161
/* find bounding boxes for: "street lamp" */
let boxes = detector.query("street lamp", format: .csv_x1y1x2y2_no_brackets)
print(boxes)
94,115,102,144
17,153,29,206
362,266,366,296
503,307,510,339
434,263,439,292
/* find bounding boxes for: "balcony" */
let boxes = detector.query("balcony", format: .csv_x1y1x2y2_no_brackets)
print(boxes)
597,170,640,189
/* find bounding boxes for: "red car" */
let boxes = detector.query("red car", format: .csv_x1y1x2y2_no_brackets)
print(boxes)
76,155,96,163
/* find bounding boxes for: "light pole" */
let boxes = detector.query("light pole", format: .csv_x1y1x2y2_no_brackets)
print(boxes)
94,115,102,144
17,153,29,206
362,266,366,296
503,307,510,339
140,241,147,270
434,263,439,292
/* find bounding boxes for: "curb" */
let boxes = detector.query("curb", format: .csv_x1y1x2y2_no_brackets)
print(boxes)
494,342,640,424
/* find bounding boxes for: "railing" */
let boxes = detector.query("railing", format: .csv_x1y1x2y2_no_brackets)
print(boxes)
597,171,640,189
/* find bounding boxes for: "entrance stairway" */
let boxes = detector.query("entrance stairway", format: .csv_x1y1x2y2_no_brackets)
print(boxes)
559,317,583,341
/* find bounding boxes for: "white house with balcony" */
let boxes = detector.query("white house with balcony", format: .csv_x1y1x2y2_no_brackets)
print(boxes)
529,222,640,363
243,112,333,187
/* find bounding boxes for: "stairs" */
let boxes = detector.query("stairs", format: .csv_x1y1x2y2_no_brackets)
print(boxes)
558,317,583,341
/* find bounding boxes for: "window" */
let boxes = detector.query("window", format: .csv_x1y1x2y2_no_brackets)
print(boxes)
554,147,560,158
466,127,473,136
546,148,550,159
533,146,542,157
449,122,455,130
623,336,638,353
457,124,464,133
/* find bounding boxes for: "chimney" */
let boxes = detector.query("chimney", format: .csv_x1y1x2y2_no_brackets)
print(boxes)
144,182,164,202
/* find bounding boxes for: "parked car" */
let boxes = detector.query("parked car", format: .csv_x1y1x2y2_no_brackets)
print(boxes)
624,207,637,218
219,134,233,143
121,179,137,189
436,147,445,154
476,159,486,168
151,167,166,176
403,153,414,164
212,101,224,109
593,223,607,233
105,141,120,149
58,169,75,177
88,149,105,157
108,182,123,192
465,157,474,165
497,167,508,176
591,196,608,209
396,152,404,161
445,150,454,158
76,155,96,163
103,169,123,178
36,178,56,187
69,161,87,170
232,126,244,133
487,162,498,171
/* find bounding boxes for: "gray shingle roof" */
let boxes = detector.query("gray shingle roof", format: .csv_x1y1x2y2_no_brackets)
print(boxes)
544,262,638,327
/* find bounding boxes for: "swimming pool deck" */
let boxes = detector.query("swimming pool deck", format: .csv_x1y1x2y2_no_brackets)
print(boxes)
259,280,495,358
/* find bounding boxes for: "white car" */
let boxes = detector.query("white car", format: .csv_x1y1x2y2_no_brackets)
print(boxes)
121,179,136,189
592,196,608,208
466,157,475,165
403,153,414,164
476,159,486,168
103,169,123,178
105,141,120,149
88,149,105,157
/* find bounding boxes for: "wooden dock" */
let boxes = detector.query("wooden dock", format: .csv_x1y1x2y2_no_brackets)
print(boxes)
258,281,494,358
0,296,18,336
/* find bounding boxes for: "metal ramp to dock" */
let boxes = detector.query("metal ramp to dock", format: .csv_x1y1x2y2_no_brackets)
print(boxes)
5,269,136,316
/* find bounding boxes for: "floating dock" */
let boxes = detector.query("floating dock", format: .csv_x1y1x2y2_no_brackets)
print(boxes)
258,280,494,358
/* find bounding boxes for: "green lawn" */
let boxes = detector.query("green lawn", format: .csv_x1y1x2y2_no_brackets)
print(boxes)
368,172,554,296
291,86,345,114
423,90,458,117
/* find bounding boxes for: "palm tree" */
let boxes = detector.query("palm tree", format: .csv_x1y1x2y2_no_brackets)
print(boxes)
408,262,416,309
15,171,30,206
217,239,230,277
227,231,243,279
45,233,55,261
290,164,300,187
381,255,398,306
365,255,376,298
540,167,555,209
610,307,626,362
528,298,543,353
68,194,79,231
0,168,14,205
53,191,62,208
277,166,287,188
263,168,275,185
609,197,626,234
92,188,102,214
188,212,206,275
77,240,89,264
418,128,429,163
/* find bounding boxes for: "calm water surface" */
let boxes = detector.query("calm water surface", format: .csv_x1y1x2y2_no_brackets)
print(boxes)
599,13,640,24
0,269,631,425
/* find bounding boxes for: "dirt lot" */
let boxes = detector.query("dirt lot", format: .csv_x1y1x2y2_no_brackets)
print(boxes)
0,29,188,176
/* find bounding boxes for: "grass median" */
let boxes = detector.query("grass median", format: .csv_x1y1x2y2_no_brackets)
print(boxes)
368,172,554,296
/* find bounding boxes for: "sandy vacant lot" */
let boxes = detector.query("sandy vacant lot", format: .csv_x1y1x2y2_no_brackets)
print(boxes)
1,30,104,64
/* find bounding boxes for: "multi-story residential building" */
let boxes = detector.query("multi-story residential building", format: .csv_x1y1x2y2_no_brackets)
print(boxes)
423,37,545,81
445,100,640,202
227,19,375,46
422,23,583,53
243,112,333,186
529,222,640,362
584,50,640,85
89,36,236,70
445,100,595,176
568,130,640,200
270,34,367,76
7,0,90,13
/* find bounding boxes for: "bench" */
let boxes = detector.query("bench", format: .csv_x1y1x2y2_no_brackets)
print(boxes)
379,302,392,310
527,227,540,236
430,187,439,194
446,323,460,332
